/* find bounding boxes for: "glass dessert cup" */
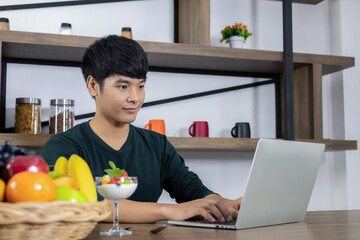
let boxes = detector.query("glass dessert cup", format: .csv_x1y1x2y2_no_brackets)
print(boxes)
95,176,138,237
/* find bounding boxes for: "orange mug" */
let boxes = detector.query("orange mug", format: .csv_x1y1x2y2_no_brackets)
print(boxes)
144,119,166,135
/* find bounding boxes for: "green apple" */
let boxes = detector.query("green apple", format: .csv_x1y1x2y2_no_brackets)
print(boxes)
54,186,88,203
49,171,63,179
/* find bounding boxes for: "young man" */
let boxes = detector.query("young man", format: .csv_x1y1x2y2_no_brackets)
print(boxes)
43,35,242,223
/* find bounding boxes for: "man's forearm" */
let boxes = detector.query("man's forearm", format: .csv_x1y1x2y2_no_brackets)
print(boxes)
104,199,172,223
102,194,241,223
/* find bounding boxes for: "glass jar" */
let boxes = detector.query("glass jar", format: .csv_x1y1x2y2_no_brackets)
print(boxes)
121,27,133,39
59,23,72,35
49,99,75,134
15,97,41,134
0,18,10,31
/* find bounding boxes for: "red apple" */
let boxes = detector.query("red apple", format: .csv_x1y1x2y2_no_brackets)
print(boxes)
3,155,49,181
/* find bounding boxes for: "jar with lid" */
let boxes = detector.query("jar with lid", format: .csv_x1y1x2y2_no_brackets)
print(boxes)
15,97,41,134
59,23,72,35
0,18,10,31
121,27,133,39
49,99,75,134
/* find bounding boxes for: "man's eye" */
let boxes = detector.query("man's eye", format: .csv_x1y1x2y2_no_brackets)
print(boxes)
118,85,127,89
139,85,145,89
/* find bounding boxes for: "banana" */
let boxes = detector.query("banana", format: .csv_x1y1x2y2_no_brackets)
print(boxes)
67,154,97,202
54,156,68,175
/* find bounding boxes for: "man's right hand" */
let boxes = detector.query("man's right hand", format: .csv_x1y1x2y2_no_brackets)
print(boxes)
161,197,234,223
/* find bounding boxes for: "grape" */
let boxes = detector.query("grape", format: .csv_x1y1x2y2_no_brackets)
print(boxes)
9,146,17,154
15,147,27,156
0,141,33,176
28,151,36,155
3,141,12,152
2,152,11,162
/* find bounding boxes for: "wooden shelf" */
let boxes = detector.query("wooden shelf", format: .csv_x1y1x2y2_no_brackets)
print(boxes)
170,138,357,152
0,134,356,152
0,31,354,76
0,31,356,152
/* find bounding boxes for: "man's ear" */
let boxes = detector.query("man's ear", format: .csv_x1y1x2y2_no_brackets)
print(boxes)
87,76,99,98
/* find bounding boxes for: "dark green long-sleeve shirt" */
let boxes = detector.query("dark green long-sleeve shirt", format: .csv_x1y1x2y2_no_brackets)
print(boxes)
42,122,214,203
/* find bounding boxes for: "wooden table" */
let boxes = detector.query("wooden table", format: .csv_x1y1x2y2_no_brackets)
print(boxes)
85,210,360,240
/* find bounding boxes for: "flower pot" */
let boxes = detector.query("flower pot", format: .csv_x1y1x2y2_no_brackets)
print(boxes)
228,36,245,48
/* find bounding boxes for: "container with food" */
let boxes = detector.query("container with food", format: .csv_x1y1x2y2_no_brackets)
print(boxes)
0,18,10,31
121,27,133,39
59,23,72,35
49,99,75,134
15,97,41,134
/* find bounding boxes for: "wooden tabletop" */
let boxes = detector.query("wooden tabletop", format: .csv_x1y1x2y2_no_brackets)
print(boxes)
85,210,360,240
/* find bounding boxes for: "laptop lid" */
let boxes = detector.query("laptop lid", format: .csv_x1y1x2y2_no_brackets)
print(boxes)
236,139,325,229
168,139,325,230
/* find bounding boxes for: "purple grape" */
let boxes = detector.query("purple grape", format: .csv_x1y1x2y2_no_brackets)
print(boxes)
28,151,36,156
2,152,11,162
15,147,27,156
3,141,12,152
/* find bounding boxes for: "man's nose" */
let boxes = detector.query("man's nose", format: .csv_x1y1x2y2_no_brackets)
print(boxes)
127,87,139,103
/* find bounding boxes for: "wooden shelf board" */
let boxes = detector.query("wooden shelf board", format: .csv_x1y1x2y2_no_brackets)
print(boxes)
0,31,354,76
0,134,52,148
0,134,356,152
169,138,357,152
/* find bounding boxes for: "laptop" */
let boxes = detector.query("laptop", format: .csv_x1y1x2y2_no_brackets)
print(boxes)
168,139,325,230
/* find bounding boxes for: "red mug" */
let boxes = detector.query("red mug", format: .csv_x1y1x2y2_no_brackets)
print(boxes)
189,121,209,137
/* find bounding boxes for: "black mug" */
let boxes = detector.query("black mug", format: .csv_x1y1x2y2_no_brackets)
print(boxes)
231,122,251,138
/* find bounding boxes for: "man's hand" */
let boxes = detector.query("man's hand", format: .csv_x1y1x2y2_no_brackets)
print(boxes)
162,194,242,223
205,194,242,219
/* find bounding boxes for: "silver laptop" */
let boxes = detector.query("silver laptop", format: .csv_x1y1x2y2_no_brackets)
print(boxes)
168,139,325,229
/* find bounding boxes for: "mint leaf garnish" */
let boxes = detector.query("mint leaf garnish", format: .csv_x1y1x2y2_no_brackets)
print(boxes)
109,161,116,170
104,161,126,178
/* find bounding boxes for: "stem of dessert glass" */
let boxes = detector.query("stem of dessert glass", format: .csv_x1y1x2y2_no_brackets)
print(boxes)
113,201,119,230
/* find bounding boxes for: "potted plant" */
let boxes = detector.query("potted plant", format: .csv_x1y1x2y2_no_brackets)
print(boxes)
220,22,253,48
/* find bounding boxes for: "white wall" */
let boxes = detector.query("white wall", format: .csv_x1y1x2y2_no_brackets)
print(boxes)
334,0,360,209
1,0,359,210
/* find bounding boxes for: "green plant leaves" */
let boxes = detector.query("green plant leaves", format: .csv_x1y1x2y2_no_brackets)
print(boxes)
220,23,252,42
104,161,126,178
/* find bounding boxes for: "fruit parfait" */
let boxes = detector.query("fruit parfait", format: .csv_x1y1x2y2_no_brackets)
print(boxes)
95,161,138,237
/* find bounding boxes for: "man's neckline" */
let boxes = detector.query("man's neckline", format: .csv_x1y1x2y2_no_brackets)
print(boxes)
85,121,134,151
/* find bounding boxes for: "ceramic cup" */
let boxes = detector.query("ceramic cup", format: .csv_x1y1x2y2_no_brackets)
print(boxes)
144,119,166,135
189,121,209,137
231,122,250,138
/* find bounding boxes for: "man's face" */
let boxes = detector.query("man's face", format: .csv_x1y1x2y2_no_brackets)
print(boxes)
95,74,146,125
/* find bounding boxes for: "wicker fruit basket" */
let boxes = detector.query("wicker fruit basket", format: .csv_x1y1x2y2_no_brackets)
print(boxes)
0,200,111,240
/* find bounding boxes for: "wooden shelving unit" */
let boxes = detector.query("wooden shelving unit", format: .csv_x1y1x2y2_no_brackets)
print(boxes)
0,134,356,152
0,31,356,152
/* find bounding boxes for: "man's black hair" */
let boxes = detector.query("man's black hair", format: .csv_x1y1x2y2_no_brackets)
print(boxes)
81,35,148,92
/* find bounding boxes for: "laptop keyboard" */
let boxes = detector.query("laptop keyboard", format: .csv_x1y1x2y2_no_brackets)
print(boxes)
200,219,236,225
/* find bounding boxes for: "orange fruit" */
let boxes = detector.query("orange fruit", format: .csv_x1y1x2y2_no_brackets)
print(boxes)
101,175,111,185
53,176,78,190
6,172,56,203
0,178,5,202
